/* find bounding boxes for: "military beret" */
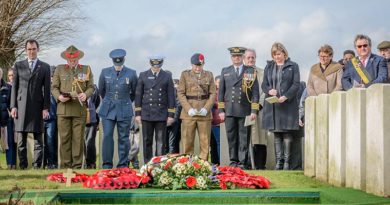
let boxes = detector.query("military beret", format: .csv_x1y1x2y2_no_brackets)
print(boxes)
109,49,126,66
377,41,390,50
191,53,205,65
149,55,164,67
228,47,246,55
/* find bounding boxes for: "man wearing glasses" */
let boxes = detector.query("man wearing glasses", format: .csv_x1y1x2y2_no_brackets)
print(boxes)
342,34,388,90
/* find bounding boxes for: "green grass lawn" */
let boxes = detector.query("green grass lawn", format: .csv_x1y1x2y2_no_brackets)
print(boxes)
0,153,389,204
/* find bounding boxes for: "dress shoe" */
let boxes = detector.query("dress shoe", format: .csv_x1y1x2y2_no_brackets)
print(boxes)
47,165,57,169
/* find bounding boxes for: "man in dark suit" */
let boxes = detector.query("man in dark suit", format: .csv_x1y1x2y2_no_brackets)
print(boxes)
342,34,388,90
135,56,175,164
218,47,260,169
98,49,137,169
10,39,51,169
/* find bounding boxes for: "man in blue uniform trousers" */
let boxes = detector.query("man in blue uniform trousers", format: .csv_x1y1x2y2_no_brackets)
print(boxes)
135,56,175,164
218,47,260,169
98,49,137,169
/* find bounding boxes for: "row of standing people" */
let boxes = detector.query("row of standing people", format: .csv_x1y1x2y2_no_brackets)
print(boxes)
2,33,389,170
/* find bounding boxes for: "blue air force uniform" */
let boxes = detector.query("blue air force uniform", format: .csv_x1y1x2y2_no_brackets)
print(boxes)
218,47,260,168
135,56,175,164
98,49,137,169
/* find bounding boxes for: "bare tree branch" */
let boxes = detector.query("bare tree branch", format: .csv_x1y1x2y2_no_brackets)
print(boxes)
0,0,85,77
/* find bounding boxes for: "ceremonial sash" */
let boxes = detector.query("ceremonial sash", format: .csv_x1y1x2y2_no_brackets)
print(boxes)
351,57,371,84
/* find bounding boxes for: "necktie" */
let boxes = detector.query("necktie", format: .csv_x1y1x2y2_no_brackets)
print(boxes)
153,72,157,78
29,61,34,72
360,58,366,67
236,67,239,76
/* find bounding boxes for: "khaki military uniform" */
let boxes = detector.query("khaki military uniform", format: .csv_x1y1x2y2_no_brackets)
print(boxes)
177,70,216,160
51,64,94,168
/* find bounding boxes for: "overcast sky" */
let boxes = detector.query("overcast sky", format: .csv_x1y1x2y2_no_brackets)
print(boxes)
40,0,390,81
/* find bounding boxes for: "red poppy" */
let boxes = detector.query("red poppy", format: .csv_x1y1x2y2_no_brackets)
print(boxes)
141,175,151,184
186,176,197,188
178,157,189,164
163,161,172,169
192,162,201,169
219,181,227,190
152,156,162,163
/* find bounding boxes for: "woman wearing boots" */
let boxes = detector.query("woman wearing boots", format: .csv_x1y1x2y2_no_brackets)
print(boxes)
261,42,300,170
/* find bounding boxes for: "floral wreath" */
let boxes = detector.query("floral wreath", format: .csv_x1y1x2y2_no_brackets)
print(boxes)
140,154,217,190
47,155,270,190
140,154,270,190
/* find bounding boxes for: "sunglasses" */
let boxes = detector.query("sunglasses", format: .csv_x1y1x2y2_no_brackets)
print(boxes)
356,44,369,49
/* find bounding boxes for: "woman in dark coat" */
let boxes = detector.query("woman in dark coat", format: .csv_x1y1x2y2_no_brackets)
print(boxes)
261,42,300,170
0,69,15,169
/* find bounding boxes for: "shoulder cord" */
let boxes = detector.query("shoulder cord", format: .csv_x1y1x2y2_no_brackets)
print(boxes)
242,70,257,103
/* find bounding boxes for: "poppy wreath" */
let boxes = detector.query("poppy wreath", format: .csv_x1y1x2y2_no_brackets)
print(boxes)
217,166,271,189
47,172,90,183
47,168,151,190
140,154,218,190
83,167,150,190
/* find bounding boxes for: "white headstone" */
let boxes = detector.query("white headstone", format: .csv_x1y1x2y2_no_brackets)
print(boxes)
365,84,390,197
304,96,317,177
345,88,366,190
328,91,346,187
315,94,329,182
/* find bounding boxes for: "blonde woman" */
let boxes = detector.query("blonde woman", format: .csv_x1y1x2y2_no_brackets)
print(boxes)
261,42,300,170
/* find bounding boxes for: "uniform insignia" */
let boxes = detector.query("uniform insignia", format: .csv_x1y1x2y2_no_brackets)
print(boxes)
78,73,86,81
243,73,255,81
126,77,129,84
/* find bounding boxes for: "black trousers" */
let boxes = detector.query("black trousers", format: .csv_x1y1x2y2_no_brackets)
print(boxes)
248,144,267,170
84,123,98,167
210,129,220,164
17,132,43,168
225,116,249,167
141,120,167,164
165,119,181,154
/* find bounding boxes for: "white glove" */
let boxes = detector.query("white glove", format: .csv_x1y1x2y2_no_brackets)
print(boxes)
188,108,197,117
199,108,208,116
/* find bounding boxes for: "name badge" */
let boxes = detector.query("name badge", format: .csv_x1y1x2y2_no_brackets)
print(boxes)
224,73,230,77
148,76,155,79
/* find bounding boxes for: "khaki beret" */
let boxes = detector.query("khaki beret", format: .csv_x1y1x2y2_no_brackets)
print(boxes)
377,41,390,50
